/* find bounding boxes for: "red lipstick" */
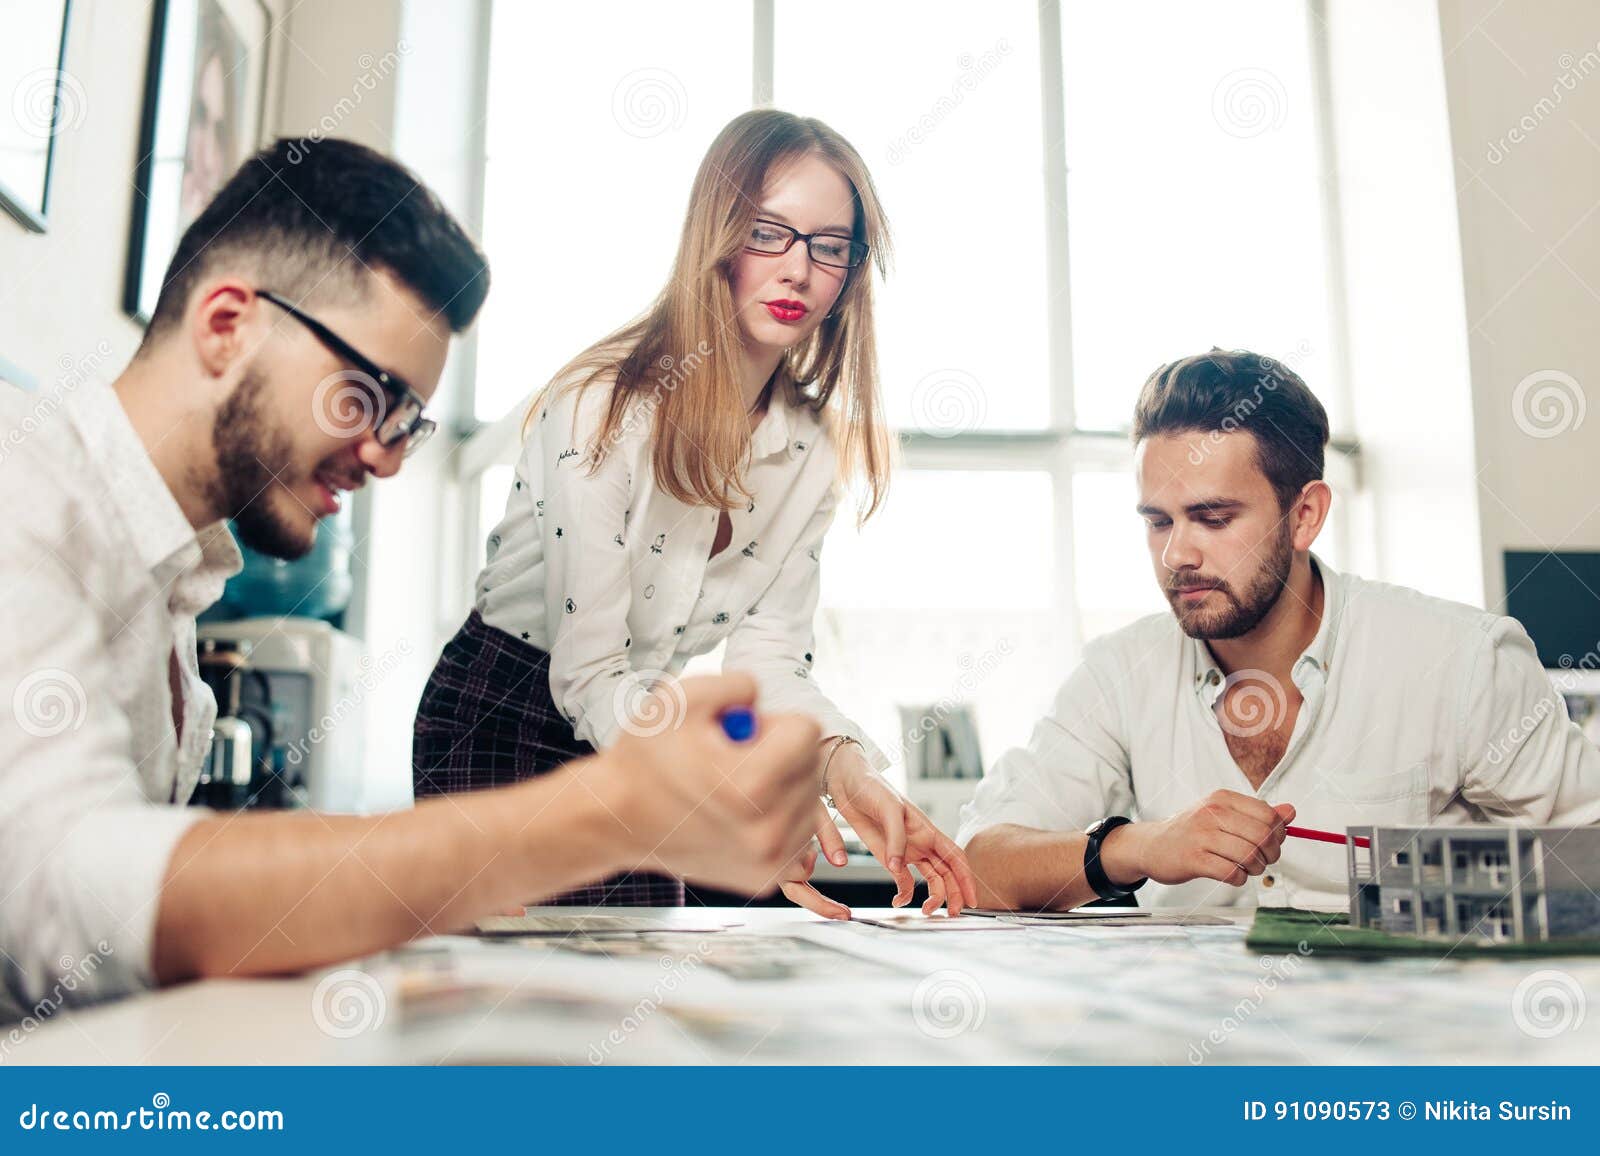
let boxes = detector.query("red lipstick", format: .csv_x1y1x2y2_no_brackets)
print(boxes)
764,299,807,322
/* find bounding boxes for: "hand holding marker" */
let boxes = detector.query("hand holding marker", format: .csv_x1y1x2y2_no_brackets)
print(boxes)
719,705,853,877
495,707,769,921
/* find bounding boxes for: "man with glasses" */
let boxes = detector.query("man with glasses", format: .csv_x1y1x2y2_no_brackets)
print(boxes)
0,139,825,1021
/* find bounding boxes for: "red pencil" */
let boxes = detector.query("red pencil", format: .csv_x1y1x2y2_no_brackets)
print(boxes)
1286,825,1369,848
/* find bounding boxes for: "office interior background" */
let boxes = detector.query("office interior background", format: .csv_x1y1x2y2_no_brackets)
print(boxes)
3,0,1596,817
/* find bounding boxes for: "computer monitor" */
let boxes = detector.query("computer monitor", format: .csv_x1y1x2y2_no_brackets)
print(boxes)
1504,550,1600,669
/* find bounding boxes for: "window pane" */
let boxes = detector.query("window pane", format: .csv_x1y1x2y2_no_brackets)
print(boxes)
775,1,1049,432
823,471,1055,611
1072,469,1165,640
474,1,752,422
1061,0,1337,431
816,470,1062,786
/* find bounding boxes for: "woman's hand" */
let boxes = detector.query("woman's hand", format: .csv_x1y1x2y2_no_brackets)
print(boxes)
777,838,852,921
818,742,980,916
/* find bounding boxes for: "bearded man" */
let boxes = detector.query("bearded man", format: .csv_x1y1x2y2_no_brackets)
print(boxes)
959,349,1600,912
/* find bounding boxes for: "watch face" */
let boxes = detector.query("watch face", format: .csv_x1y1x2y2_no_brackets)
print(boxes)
1085,818,1106,837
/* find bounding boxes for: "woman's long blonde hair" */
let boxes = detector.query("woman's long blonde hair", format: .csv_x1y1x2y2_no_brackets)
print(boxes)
524,108,892,521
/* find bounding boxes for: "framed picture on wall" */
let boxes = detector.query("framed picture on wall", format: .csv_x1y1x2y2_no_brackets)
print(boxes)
0,0,75,232
124,0,271,324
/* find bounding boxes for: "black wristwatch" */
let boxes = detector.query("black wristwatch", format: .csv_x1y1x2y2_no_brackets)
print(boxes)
1083,816,1147,901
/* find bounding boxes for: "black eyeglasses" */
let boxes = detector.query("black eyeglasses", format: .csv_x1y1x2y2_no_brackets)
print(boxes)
258,289,437,456
744,219,869,270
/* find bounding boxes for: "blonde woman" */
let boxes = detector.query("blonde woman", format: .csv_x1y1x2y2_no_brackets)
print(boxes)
414,110,975,917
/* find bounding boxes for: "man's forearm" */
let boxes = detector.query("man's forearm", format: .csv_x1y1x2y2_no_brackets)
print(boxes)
964,822,1149,911
153,759,626,984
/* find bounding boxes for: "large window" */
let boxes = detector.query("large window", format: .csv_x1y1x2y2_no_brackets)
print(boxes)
1059,0,1338,430
473,0,753,423
457,0,1358,782
775,1,1049,433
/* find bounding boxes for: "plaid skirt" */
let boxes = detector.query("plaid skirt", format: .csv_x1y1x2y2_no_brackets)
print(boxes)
412,611,683,906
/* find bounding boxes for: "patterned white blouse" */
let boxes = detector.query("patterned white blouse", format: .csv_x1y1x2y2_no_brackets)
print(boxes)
475,378,886,767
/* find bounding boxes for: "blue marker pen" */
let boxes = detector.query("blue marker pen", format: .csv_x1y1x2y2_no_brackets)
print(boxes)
719,706,756,742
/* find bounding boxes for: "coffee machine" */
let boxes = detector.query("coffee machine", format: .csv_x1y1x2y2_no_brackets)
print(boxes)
195,618,366,811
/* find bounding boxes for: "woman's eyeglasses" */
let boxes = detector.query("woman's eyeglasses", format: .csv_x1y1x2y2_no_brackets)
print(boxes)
258,289,437,456
743,219,869,270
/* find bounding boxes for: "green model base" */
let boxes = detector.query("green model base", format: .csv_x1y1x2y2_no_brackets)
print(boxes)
1246,906,1600,957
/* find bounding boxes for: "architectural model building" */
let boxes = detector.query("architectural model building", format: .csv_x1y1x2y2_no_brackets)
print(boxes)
1347,826,1600,943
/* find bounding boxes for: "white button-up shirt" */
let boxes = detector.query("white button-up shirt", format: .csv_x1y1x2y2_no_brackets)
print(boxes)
477,379,883,766
0,381,241,1024
957,556,1600,910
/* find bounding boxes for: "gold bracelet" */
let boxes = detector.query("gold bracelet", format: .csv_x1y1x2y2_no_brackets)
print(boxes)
820,735,862,808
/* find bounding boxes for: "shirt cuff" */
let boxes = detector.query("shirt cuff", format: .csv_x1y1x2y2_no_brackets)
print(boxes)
2,803,207,1016
953,787,1042,848
815,714,890,774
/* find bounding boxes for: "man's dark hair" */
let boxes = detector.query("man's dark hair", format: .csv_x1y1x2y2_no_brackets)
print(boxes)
142,137,489,343
1132,348,1330,510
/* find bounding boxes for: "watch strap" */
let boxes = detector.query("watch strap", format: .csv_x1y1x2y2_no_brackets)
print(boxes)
1083,816,1147,900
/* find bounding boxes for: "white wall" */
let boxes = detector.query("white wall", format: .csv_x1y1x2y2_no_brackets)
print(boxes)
1437,0,1600,612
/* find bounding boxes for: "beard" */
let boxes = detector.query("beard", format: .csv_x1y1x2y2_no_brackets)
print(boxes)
206,366,315,561
1166,521,1294,640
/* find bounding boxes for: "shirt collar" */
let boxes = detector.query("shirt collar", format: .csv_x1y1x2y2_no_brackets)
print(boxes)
1193,552,1343,706
69,382,243,611
748,392,795,460
750,389,826,463
159,521,245,620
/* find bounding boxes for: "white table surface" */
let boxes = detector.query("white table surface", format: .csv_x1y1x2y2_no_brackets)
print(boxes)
8,906,1597,1065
